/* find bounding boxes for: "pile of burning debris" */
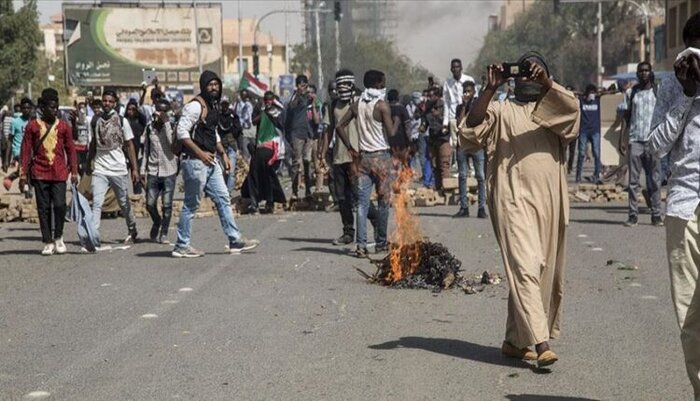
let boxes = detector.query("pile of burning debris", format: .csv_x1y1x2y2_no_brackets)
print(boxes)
355,165,503,294
357,241,503,294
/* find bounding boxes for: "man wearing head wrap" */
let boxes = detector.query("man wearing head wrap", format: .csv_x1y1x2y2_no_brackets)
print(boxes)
172,70,258,258
462,52,580,367
321,69,380,246
336,69,399,258
86,89,140,244
19,88,79,255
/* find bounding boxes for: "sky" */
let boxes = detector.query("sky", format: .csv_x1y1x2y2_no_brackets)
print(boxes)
19,0,501,76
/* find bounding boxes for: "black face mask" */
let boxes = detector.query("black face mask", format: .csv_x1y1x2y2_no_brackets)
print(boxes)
514,81,543,103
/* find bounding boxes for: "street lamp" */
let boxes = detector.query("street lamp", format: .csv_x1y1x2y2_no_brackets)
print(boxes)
624,0,651,62
252,8,331,79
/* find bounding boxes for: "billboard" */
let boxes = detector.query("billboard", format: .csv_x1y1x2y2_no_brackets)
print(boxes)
63,3,222,87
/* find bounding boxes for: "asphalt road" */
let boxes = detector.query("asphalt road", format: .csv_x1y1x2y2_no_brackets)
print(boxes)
0,203,690,401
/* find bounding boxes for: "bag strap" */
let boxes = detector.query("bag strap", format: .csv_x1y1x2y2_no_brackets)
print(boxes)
26,120,57,177
192,95,208,122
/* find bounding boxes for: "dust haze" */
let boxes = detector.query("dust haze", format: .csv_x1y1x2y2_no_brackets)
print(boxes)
395,0,501,78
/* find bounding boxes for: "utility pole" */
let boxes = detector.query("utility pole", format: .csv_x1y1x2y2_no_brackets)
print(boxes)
285,0,290,75
597,1,602,87
238,0,243,77
334,1,342,73
314,8,323,98
193,0,203,75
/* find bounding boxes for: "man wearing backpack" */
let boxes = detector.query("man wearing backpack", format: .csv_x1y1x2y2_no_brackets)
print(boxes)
86,89,140,244
620,62,663,227
172,70,258,258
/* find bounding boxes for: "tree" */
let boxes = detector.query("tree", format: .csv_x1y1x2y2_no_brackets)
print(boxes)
0,0,41,106
29,51,68,102
469,0,661,89
291,34,432,96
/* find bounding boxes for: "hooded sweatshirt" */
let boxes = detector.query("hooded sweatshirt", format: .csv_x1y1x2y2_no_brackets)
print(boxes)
188,70,222,154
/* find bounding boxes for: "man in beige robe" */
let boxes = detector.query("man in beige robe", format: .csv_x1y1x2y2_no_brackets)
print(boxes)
460,53,580,368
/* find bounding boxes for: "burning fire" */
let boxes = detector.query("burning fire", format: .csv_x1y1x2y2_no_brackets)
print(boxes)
387,163,423,283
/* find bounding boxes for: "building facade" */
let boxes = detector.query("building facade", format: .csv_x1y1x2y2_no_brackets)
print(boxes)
222,18,287,90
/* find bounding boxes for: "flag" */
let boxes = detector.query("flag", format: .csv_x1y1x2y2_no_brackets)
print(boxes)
239,71,268,97
256,112,279,145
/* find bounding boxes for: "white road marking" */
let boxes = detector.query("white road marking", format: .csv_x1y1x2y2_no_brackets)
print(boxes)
641,295,659,300
100,283,112,287
140,314,158,319
629,283,642,287
24,391,51,399
161,300,179,304
591,247,603,251
577,234,588,238
178,287,193,292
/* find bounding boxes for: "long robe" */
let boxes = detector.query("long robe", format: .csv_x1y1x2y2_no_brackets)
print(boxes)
460,83,580,348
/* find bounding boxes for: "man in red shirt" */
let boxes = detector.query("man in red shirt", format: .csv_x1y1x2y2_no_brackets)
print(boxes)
19,88,79,255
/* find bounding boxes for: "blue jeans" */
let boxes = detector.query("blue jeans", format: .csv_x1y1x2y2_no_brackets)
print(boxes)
456,148,486,210
224,144,238,193
175,158,242,249
91,173,137,233
419,136,434,188
576,131,601,182
146,174,177,238
356,151,393,249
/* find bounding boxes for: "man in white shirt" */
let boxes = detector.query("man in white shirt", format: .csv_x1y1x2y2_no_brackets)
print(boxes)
649,14,700,398
442,58,475,145
438,58,474,206
86,89,140,244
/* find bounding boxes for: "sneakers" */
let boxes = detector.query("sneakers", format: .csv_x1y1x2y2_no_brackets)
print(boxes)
41,242,55,256
624,216,638,227
172,246,205,258
332,234,354,246
157,235,170,245
374,243,389,253
228,238,260,254
477,208,488,218
353,247,369,259
652,215,665,227
124,229,138,244
54,237,67,254
452,208,469,218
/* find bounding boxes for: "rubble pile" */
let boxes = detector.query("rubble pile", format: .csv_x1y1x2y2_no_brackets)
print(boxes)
569,184,627,203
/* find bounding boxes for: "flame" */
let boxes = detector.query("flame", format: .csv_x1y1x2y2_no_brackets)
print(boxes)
386,161,423,283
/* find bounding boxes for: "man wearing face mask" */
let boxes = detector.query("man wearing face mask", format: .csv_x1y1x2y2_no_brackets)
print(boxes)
621,62,663,227
336,69,399,258
322,69,381,246
140,99,178,244
86,89,140,244
172,70,258,258
576,84,603,184
462,52,580,368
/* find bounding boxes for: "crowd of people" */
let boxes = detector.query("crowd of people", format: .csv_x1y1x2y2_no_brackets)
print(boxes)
1,11,700,398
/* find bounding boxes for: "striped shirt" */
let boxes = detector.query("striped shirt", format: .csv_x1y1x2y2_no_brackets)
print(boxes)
141,121,178,177
625,87,656,142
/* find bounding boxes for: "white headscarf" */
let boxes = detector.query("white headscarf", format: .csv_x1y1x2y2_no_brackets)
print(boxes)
360,87,386,102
